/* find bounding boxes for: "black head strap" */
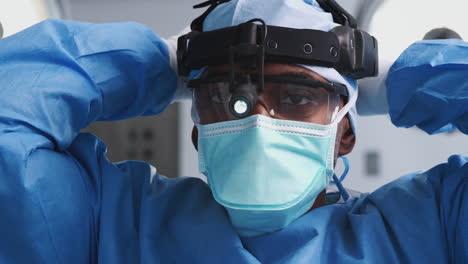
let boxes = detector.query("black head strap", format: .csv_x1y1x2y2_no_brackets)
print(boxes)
181,0,378,79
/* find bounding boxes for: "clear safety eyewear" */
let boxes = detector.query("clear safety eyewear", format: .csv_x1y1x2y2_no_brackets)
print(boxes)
190,73,348,125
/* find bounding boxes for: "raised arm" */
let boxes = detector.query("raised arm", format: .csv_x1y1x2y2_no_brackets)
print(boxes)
0,19,177,150
383,39,468,262
0,19,177,263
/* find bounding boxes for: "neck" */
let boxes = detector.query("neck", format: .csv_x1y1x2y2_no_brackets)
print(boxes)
308,189,327,211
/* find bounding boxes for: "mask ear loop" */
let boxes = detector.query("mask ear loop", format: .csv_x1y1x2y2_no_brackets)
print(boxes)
330,87,358,126
332,156,350,202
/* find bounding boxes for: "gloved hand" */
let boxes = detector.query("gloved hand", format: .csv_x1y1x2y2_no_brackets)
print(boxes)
356,28,466,121
163,26,192,103
386,38,468,135
385,28,468,135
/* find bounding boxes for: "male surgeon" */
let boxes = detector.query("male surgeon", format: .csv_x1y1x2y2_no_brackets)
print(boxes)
0,0,466,263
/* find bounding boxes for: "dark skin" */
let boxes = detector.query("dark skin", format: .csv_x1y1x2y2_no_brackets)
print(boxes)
191,63,356,210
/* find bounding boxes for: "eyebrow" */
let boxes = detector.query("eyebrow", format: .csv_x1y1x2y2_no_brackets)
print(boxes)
276,72,320,81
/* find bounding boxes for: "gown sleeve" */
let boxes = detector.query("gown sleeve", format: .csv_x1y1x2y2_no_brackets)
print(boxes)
0,19,177,263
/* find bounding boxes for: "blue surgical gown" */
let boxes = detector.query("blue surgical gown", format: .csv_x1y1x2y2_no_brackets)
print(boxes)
0,20,466,263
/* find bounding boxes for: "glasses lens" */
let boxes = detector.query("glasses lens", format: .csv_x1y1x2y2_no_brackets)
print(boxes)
261,82,340,124
193,77,341,125
194,81,237,124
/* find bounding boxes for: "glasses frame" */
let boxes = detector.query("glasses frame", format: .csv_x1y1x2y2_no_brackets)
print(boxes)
188,73,349,97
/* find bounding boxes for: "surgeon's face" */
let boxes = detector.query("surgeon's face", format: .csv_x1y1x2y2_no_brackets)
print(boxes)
191,63,356,207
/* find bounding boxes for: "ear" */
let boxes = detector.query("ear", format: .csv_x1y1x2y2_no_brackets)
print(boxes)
338,116,356,156
192,126,199,151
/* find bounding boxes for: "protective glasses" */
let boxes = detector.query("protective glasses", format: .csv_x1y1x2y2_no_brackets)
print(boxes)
190,73,348,125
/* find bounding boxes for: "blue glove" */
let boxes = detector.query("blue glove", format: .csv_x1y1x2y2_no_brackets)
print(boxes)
386,39,468,135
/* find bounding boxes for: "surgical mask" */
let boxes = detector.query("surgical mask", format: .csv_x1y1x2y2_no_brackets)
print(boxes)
196,92,356,237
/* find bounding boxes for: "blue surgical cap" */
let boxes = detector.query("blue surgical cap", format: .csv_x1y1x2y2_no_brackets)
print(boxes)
194,0,359,131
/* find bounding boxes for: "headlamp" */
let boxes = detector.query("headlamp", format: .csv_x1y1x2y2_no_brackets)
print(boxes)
228,80,258,118
178,0,378,80
230,97,251,118
182,0,374,123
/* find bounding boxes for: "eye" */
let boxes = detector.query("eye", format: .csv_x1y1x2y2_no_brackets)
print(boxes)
281,93,318,105
208,85,232,103
210,93,231,103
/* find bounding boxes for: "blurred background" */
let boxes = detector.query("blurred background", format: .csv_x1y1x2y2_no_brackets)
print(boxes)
1,0,467,192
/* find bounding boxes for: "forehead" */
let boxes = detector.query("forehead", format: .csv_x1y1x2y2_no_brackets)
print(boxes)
205,63,328,82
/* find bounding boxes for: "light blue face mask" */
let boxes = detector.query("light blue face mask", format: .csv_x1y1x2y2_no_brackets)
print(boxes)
196,93,356,237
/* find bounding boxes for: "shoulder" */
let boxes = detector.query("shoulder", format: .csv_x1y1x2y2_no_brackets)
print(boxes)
346,155,467,217
368,155,468,201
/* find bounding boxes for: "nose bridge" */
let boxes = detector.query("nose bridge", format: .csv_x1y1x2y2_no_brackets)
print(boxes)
251,96,272,117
